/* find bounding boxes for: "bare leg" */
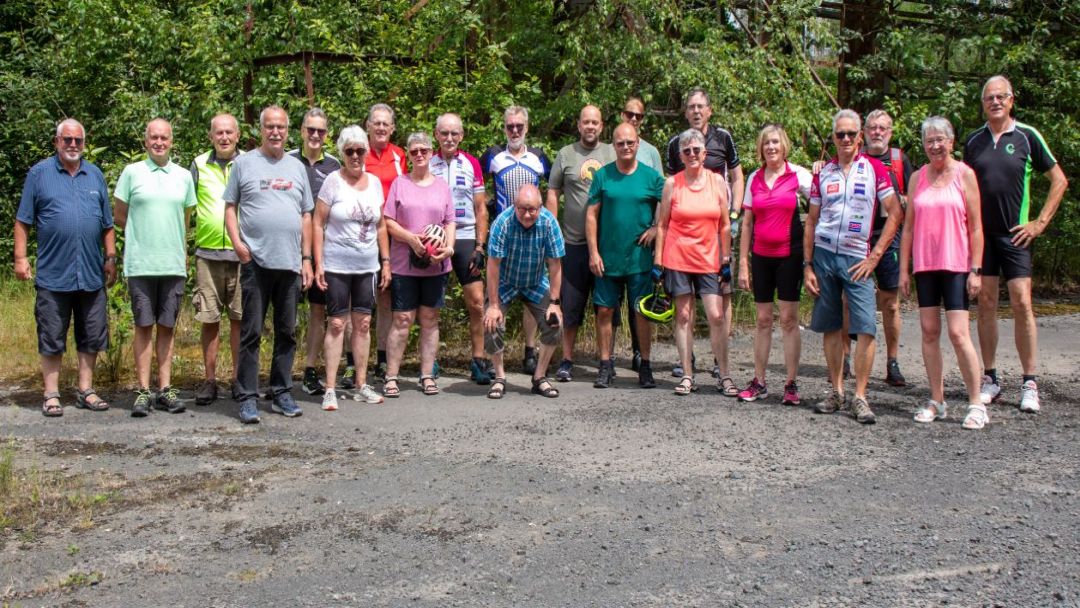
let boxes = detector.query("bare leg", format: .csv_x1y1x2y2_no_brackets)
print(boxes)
977,276,1001,371
779,301,801,384
305,303,326,369
323,314,347,390
823,329,845,395
753,302,774,382
634,312,652,360
417,306,440,377
561,326,579,362
674,295,695,377
716,293,732,376
701,294,728,373
376,291,391,351
76,351,98,393
463,282,486,360
919,307,945,402
155,325,175,389
1007,277,1037,375
523,311,538,349
133,325,154,388
350,312,373,386
42,354,62,404
201,321,221,381
879,289,901,360
596,307,614,362
386,310,416,378
945,309,983,405
853,333,876,400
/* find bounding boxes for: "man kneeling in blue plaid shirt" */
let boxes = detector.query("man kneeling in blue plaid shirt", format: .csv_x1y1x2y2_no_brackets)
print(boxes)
483,184,565,399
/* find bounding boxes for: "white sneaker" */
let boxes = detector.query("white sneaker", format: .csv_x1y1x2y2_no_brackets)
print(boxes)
979,375,1001,405
321,389,339,411
354,384,385,404
1019,380,1040,412
962,403,990,430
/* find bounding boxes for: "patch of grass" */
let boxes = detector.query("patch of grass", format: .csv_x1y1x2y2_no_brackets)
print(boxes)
58,570,102,590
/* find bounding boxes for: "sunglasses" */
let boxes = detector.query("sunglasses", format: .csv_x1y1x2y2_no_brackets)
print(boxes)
504,123,526,133
60,136,84,146
343,147,367,157
982,93,1012,104
305,127,327,136
681,146,704,156
408,148,432,157
622,110,644,121
834,131,859,141
614,140,637,149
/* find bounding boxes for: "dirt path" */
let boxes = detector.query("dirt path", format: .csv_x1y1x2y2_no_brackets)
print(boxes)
2,311,1078,607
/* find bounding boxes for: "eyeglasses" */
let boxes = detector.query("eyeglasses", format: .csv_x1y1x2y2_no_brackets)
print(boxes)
408,148,431,157
924,137,950,147
681,146,704,156
305,127,327,136
437,129,463,138
614,140,637,149
982,93,1012,103
866,124,892,133
834,131,859,141
686,103,709,111
504,123,526,133
516,206,540,216
622,110,644,121
60,136,84,146
343,147,367,157
368,120,392,128
263,124,288,132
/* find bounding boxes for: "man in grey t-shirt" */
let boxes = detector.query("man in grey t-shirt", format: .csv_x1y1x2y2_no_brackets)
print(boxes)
545,105,614,382
224,105,314,423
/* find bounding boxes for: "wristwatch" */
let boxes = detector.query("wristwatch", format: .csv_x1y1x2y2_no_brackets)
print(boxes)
380,256,391,263
970,266,983,276
802,260,812,269
550,298,562,305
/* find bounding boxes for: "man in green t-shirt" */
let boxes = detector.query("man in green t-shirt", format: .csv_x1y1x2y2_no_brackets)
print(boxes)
114,118,197,416
586,123,665,389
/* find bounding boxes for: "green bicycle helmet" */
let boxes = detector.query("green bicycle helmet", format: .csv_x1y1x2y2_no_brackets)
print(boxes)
637,281,674,323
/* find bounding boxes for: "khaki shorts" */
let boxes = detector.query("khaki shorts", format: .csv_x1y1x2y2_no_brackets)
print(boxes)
193,257,242,323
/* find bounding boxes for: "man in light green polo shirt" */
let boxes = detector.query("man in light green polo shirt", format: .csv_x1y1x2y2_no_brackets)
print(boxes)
114,118,196,417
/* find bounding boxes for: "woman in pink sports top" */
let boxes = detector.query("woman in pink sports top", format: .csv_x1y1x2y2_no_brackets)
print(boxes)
899,116,986,430
654,129,731,396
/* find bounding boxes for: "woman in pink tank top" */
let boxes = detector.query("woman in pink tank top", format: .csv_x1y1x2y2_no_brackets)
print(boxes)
899,116,987,429
653,129,731,395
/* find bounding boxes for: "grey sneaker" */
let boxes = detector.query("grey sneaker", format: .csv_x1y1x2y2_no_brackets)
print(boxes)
594,361,615,389
354,384,385,404
340,366,356,390
851,396,876,425
154,385,185,413
814,391,844,415
555,360,573,382
195,380,218,406
131,387,153,418
271,392,303,417
238,398,260,424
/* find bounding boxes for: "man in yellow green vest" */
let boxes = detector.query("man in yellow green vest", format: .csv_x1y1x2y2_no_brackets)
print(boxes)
189,113,243,405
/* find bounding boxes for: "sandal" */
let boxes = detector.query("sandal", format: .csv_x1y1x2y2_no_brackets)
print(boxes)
420,375,439,396
531,377,559,398
962,404,989,430
674,376,696,396
75,388,110,412
488,377,507,400
719,376,739,397
383,376,401,398
914,399,947,423
41,391,63,417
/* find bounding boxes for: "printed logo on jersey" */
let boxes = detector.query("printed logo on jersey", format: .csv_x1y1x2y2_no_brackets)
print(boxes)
826,183,840,194
853,183,866,196
579,158,603,184
856,164,865,174
848,221,862,232
261,179,294,191
1005,143,1015,155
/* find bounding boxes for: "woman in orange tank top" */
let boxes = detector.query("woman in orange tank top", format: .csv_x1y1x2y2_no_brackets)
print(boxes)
654,129,731,395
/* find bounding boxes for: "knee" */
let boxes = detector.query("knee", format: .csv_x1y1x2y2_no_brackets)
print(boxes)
779,312,798,333
921,324,941,343
675,308,692,327
392,313,413,330
756,311,773,331
597,307,614,324
946,324,968,346
353,315,372,334
327,316,347,334
418,310,440,330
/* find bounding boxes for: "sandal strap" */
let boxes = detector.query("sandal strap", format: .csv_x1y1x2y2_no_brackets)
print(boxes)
43,391,61,399
76,388,97,398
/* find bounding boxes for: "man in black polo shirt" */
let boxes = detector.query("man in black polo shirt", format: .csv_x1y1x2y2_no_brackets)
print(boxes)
664,88,744,385
964,75,1069,413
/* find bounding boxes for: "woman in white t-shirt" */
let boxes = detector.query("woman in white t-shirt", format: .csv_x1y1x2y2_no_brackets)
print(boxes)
313,125,390,410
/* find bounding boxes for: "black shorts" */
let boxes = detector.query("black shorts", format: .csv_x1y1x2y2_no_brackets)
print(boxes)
871,232,901,291
128,276,185,328
983,234,1032,281
750,253,803,303
390,273,448,311
35,287,108,355
560,243,593,328
304,283,327,306
450,239,483,286
915,271,969,311
325,271,378,316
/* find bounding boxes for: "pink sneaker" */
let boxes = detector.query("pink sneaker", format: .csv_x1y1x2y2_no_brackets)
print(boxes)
737,378,768,402
781,381,801,406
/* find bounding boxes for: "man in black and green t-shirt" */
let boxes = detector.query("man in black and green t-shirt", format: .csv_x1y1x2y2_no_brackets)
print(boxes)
963,75,1069,413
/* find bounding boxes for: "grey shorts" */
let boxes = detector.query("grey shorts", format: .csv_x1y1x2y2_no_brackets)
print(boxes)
35,287,108,355
664,269,720,297
129,276,185,328
484,292,561,355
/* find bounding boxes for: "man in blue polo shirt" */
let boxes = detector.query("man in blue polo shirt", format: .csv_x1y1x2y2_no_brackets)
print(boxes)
15,118,117,417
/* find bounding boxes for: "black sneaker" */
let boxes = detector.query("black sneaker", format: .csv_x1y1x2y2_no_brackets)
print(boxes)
131,388,153,417
372,361,388,382
154,385,186,414
885,358,906,387
302,367,325,395
842,355,852,380
594,361,615,389
522,347,538,376
638,360,656,388
230,382,242,401
339,365,356,390
631,350,642,372
195,380,218,406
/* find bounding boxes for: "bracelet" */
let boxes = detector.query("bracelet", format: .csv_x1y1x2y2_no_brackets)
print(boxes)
302,255,313,261
380,256,391,263
105,255,118,263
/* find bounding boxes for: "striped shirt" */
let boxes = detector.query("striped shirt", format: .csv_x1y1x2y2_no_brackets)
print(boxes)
488,207,565,304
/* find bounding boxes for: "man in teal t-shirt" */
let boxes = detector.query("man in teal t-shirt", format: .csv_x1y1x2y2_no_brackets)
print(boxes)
113,118,197,416
586,123,665,390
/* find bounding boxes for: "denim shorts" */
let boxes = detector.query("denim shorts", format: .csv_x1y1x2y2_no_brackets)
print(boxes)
809,246,877,336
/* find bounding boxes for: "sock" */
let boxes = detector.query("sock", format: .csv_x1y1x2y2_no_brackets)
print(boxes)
345,352,355,367
377,350,387,365
1023,374,1037,384
525,346,536,356
305,366,315,374
985,368,998,383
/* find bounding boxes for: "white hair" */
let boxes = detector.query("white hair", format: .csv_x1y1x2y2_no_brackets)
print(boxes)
337,125,369,151
832,108,862,133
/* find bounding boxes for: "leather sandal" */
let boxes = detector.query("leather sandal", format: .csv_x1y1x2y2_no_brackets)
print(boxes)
487,377,507,400
674,376,696,396
42,391,63,417
76,388,110,411
383,376,401,398
531,377,559,398
420,375,439,396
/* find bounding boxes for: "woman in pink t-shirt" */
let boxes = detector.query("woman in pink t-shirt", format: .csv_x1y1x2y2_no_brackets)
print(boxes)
736,124,812,406
654,129,731,395
383,132,455,397
899,116,986,429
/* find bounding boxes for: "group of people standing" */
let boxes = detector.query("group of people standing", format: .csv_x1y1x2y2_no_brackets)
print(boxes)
15,76,1067,430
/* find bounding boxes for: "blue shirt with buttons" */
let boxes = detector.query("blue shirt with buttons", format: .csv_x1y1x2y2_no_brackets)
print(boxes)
17,155,113,292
